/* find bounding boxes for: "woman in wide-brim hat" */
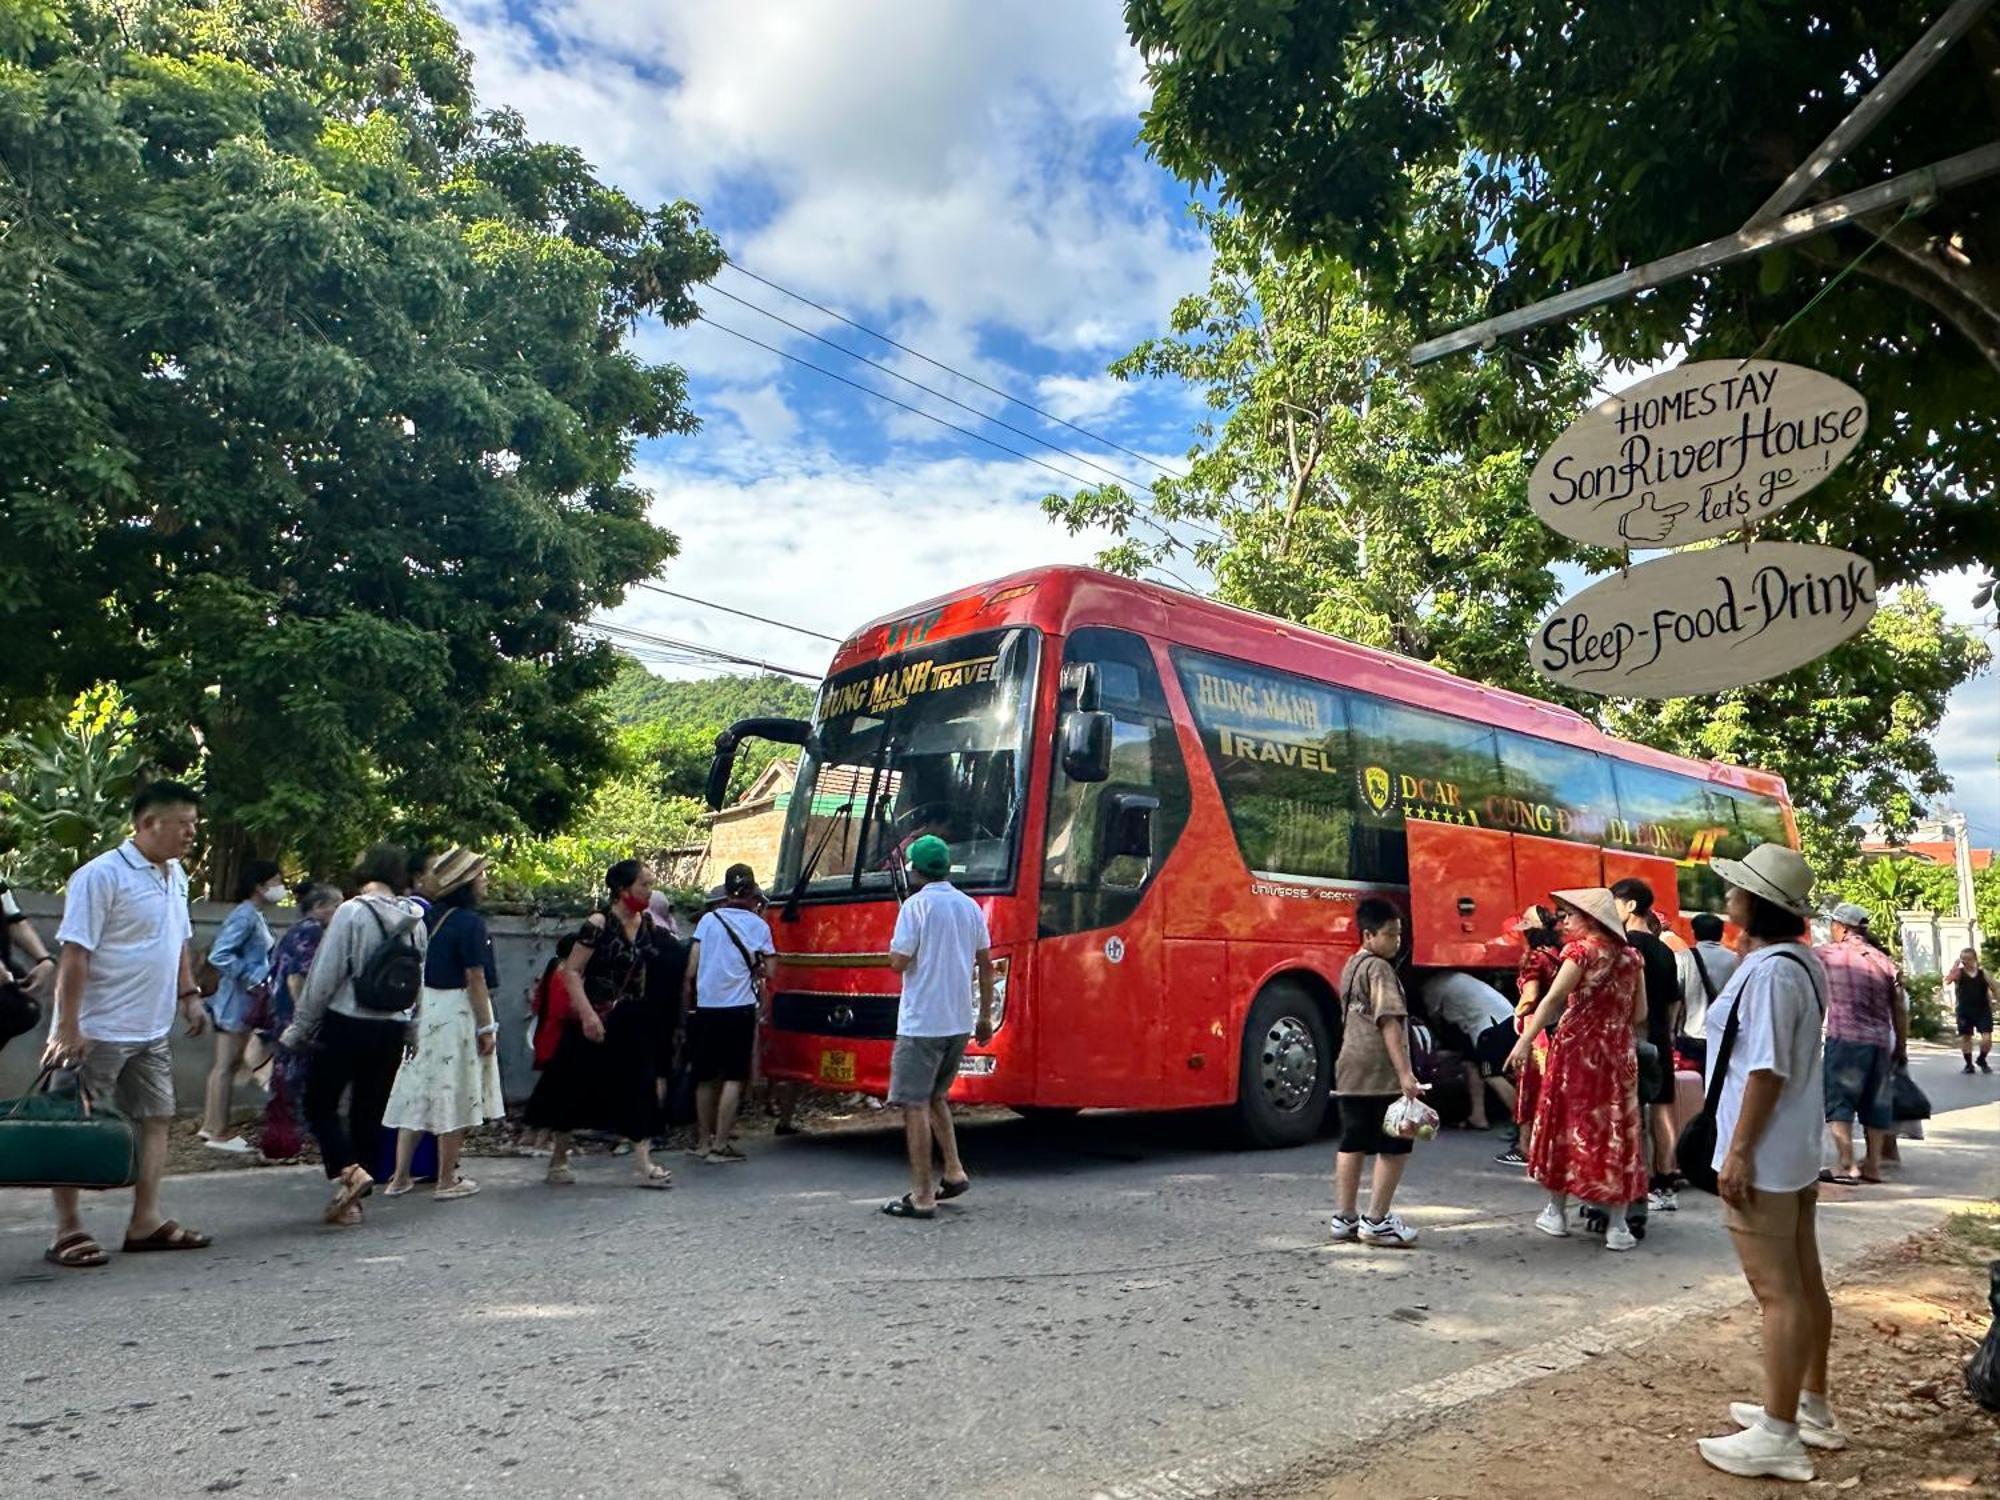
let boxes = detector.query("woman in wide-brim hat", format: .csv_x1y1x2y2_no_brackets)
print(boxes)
1692,843,1846,1480
382,847,505,1201
1504,887,1649,1249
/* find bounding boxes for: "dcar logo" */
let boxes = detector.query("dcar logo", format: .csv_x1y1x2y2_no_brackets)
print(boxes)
1363,766,1392,814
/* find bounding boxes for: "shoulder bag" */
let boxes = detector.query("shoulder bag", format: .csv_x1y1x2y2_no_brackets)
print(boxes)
1675,949,1820,1195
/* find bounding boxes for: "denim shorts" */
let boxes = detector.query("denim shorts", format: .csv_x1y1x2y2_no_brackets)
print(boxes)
1823,1037,1894,1130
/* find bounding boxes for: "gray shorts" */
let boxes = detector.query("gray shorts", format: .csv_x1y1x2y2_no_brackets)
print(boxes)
77,1035,176,1120
888,1034,969,1105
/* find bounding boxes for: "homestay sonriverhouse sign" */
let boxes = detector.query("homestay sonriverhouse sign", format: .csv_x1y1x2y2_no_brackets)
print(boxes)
1532,543,1877,698
1530,359,1868,550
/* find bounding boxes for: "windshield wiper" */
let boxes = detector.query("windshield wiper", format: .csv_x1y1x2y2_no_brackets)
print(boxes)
782,798,854,924
852,730,898,894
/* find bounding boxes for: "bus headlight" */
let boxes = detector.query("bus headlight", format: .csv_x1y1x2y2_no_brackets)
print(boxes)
987,956,1010,1033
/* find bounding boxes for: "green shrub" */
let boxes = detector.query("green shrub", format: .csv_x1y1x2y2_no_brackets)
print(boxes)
1905,973,1947,1042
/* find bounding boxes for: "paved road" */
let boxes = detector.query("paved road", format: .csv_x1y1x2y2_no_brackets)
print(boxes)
3,1048,1995,1500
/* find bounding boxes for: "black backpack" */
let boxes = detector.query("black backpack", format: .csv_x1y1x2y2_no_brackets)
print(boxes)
352,901,423,1014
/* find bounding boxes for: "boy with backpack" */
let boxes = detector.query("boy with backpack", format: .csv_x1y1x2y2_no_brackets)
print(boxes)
282,844,427,1227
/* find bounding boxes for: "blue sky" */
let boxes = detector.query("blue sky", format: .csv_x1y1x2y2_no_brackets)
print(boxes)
442,1,1997,853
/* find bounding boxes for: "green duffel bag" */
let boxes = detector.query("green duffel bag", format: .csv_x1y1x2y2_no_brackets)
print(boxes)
0,1067,139,1189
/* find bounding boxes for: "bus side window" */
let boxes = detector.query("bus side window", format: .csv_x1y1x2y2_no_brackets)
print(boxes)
1041,628,1190,936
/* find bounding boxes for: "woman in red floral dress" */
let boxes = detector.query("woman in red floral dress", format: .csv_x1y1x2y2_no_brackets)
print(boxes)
1502,906,1564,1166
1506,888,1648,1250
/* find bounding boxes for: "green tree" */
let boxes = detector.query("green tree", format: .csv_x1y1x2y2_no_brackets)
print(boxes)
1123,1,1999,585
1600,590,1989,870
0,0,723,890
1044,207,1593,696
0,686,146,889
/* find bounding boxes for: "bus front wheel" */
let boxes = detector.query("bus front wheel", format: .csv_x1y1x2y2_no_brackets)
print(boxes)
1232,981,1332,1148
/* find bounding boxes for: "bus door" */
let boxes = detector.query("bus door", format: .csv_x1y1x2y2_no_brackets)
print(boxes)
1513,833,1604,919
1035,627,1191,1104
1404,819,1518,968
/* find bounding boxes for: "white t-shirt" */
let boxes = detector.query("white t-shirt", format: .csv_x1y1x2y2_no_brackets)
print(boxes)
890,881,990,1038
1705,943,1826,1193
1677,940,1740,1036
693,908,775,1009
55,840,193,1043
1420,971,1513,1039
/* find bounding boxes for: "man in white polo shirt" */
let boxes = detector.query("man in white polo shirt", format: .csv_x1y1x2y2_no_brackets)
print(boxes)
880,836,994,1220
42,781,212,1267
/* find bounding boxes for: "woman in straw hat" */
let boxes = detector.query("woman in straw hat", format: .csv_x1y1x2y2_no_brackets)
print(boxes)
1692,843,1841,1482
1505,887,1648,1250
381,848,505,1202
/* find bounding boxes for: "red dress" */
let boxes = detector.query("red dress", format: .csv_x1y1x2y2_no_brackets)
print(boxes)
1528,935,1648,1205
1513,946,1561,1126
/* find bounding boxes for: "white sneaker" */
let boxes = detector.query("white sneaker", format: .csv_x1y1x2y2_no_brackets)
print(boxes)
1648,1187,1678,1212
1533,1204,1570,1238
1604,1223,1638,1251
1328,1213,1360,1243
1697,1422,1815,1481
1358,1213,1418,1247
1729,1402,1848,1451
202,1135,254,1155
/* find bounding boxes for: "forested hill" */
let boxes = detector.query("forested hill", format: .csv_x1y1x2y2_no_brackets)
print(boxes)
600,660,816,729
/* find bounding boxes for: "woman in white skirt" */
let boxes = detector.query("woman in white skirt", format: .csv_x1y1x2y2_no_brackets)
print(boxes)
382,848,504,1201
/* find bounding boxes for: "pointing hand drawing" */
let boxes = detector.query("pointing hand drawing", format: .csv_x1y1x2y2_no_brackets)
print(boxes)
1617,490,1689,546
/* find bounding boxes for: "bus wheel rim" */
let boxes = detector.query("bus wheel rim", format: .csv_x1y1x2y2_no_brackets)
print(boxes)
1259,1016,1318,1114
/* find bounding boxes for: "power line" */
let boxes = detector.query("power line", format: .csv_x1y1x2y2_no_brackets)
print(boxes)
635,582,842,643
696,312,1222,550
587,619,823,681
704,282,1165,497
722,259,1189,482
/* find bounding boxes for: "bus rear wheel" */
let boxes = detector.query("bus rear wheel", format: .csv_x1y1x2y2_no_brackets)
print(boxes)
1233,980,1332,1148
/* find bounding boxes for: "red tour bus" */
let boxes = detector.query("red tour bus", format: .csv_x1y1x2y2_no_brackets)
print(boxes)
706,566,1796,1147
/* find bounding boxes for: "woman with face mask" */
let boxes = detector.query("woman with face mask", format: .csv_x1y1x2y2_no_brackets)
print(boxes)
523,859,673,1189
200,859,287,1152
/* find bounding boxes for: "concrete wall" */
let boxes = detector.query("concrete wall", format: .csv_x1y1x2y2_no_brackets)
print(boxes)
1,889,575,1108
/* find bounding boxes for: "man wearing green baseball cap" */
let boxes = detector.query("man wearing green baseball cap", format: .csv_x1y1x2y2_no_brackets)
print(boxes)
881,835,995,1220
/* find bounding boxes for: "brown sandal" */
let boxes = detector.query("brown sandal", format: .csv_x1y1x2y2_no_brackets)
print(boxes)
325,1165,374,1224
45,1231,109,1268
121,1220,212,1252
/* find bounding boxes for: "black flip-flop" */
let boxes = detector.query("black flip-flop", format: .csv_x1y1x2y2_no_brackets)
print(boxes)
937,1177,971,1201
881,1195,936,1220
1822,1172,1862,1186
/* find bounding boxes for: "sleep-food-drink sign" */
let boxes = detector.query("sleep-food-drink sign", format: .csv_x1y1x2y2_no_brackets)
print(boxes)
1533,544,1877,698
1528,359,1874,698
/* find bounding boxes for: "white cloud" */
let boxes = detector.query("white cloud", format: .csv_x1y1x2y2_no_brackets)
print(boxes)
607,452,1118,678
1035,372,1132,423
708,383,800,445
441,1,1206,360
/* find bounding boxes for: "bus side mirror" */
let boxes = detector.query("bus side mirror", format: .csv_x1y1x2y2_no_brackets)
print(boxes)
1061,710,1113,783
1103,791,1158,860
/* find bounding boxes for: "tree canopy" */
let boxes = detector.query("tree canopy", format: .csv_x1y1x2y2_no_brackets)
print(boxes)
1122,1,1999,587
1048,208,1989,854
0,0,722,887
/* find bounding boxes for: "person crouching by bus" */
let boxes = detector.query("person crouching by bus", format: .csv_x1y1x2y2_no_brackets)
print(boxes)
1419,970,1520,1136
881,836,994,1221
1330,899,1425,1248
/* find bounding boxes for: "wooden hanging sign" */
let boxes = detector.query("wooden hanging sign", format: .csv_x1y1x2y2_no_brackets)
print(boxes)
1530,359,1867,550
1533,543,1877,698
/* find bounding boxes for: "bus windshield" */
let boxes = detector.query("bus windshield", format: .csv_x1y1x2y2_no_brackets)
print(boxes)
774,628,1040,901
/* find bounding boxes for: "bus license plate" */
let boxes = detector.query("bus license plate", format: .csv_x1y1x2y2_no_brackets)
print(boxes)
818,1049,856,1085
957,1054,996,1077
